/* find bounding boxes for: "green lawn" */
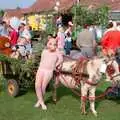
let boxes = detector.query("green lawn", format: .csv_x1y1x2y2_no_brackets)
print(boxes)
0,83,120,120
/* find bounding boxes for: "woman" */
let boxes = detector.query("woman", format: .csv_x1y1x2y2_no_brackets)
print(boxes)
8,25,18,46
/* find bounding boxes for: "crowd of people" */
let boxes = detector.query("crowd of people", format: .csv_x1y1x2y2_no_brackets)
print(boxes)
0,21,33,59
56,17,120,59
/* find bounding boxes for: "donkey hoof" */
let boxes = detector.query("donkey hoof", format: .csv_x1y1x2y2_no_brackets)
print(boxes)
92,112,98,117
53,99,57,104
81,111,87,115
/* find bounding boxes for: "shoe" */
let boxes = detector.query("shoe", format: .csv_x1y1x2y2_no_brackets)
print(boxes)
34,101,40,108
41,104,47,110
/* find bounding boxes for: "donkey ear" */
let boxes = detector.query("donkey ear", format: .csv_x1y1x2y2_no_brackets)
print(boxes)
104,56,110,63
90,59,95,66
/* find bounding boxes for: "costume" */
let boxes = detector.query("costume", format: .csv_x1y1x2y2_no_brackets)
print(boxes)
35,49,63,109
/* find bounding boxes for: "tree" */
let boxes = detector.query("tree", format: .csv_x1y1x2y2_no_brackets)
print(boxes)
71,4,109,27
95,5,110,27
0,10,4,17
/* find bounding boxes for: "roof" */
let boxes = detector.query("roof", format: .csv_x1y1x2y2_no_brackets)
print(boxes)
80,0,120,11
4,0,120,17
23,0,75,14
4,9,24,18
23,0,120,14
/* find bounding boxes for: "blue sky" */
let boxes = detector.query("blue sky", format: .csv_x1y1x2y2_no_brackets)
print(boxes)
0,0,36,9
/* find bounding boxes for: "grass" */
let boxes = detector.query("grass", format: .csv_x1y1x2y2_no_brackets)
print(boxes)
0,81,120,120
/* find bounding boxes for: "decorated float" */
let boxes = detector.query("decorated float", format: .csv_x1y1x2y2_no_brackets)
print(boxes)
0,36,36,97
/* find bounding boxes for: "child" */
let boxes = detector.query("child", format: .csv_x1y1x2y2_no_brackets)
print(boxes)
21,25,32,58
64,32,72,55
56,26,65,54
10,46,21,59
34,38,63,110
17,37,27,58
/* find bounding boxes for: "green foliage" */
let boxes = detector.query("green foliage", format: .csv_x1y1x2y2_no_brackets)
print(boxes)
71,5,89,26
72,25,82,40
0,10,4,17
33,33,47,57
71,5,109,27
0,54,36,88
0,74,6,90
95,5,110,27
46,17,56,35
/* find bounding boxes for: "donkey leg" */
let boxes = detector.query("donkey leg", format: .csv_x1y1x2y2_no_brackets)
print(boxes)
90,100,97,117
81,96,87,115
81,83,88,115
52,75,60,104
89,87,97,117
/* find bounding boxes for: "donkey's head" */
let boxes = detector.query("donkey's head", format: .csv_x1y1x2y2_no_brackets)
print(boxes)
96,56,120,85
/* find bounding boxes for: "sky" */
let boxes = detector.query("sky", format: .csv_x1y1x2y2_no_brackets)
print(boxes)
0,0,36,9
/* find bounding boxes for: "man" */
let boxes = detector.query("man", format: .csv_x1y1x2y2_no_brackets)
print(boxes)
76,24,97,58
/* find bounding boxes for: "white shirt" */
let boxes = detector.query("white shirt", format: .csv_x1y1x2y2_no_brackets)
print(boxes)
22,29,31,40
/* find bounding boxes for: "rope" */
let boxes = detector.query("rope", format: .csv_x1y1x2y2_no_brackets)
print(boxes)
55,58,119,100
55,70,112,100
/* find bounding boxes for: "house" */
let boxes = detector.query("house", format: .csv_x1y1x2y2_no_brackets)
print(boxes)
22,0,75,30
22,0,120,30
3,0,120,30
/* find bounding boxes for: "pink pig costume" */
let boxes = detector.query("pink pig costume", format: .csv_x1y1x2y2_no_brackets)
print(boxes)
35,48,63,109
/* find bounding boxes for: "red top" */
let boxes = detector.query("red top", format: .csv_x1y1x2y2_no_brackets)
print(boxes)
9,30,18,46
101,30,120,52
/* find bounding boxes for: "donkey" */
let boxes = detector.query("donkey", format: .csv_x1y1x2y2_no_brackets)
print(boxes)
52,56,120,116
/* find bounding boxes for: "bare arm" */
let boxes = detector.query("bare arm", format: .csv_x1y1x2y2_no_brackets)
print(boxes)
56,52,63,68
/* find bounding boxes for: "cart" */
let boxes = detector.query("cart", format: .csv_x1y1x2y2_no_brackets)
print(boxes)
0,59,36,97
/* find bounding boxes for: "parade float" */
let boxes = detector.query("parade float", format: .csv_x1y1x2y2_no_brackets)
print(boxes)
0,36,34,97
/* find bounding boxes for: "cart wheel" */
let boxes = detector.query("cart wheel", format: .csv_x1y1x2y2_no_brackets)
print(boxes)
7,79,19,97
105,87,112,99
